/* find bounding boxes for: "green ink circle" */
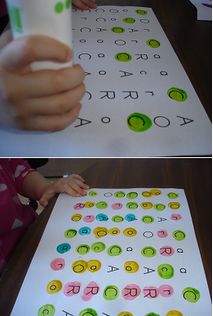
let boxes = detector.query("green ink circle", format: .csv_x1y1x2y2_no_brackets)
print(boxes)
126,202,138,209
91,242,106,253
96,201,108,209
183,287,200,303
66,0,71,9
79,308,98,316
145,313,160,316
127,192,138,199
167,87,188,102
146,39,160,48
154,203,166,211
88,190,97,196
122,17,136,23
142,215,154,223
112,27,125,33
64,229,77,238
76,244,90,255
107,245,122,256
114,191,126,198
167,192,179,199
115,52,132,62
103,285,119,300
136,9,147,15
173,230,186,241
112,215,124,222
38,304,55,316
141,246,157,257
54,2,64,13
127,112,152,132
157,264,174,279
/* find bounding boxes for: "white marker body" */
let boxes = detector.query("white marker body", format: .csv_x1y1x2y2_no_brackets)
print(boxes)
6,0,72,69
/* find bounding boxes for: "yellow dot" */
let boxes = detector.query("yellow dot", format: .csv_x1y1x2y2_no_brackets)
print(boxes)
72,260,87,273
123,227,137,237
166,311,184,316
93,227,108,238
150,189,161,195
142,191,152,197
168,202,181,209
124,261,139,273
87,259,101,272
84,201,95,208
141,202,153,209
47,280,62,294
71,214,82,221
109,227,120,235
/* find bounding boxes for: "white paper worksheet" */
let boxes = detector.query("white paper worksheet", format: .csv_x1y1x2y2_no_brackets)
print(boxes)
0,6,211,157
189,0,212,20
11,188,211,316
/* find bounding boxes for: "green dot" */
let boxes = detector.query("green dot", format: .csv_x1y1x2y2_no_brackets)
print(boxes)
91,242,106,253
183,287,200,303
136,9,147,15
64,229,77,238
142,216,154,224
145,313,160,316
127,112,152,132
114,191,125,198
173,230,186,241
122,17,136,23
157,264,174,279
76,244,90,255
154,203,166,211
79,308,98,316
141,246,157,257
115,52,132,62
127,192,138,199
107,245,122,256
126,202,138,209
38,304,55,316
112,27,125,33
96,201,108,209
66,0,71,9
146,39,160,48
88,190,97,196
167,87,188,102
112,215,124,222
103,285,119,300
168,192,179,199
54,2,64,13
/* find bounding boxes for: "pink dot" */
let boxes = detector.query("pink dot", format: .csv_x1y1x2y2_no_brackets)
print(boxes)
143,286,159,298
112,203,123,210
158,284,174,297
83,215,95,222
50,258,65,271
157,230,168,238
122,284,141,300
82,281,99,301
160,246,174,256
63,281,81,296
171,213,182,220
74,203,85,210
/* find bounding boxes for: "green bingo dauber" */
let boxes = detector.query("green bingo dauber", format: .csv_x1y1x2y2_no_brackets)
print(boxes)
7,1,71,34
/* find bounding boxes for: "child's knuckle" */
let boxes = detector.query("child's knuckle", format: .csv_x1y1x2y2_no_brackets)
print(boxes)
52,72,66,91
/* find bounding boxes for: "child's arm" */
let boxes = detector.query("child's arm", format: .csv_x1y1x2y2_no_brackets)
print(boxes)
73,0,97,10
21,172,89,207
0,35,85,131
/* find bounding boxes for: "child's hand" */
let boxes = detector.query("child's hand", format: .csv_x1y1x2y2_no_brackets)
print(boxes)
73,0,97,10
39,174,89,207
0,35,85,131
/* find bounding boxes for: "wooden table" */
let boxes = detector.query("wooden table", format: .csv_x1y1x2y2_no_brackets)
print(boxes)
97,0,212,120
0,158,211,315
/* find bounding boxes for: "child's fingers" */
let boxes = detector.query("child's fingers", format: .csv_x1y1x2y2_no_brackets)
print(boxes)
82,0,97,8
16,103,81,131
19,64,85,98
0,35,71,71
65,182,87,196
73,0,90,9
70,174,85,182
17,84,85,117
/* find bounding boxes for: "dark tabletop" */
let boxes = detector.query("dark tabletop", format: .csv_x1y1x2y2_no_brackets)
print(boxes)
0,158,211,316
